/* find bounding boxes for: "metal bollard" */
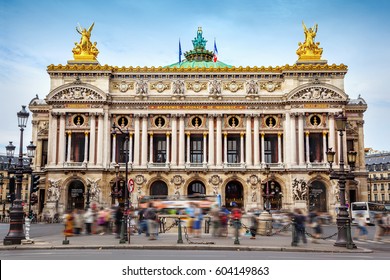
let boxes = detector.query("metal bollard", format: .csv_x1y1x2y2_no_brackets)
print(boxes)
204,217,210,234
177,217,183,244
119,216,126,244
63,225,70,245
291,218,297,247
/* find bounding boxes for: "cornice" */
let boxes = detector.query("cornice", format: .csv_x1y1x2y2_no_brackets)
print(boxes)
47,63,348,74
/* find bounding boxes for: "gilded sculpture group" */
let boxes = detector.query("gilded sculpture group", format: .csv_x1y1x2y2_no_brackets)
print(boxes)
71,21,322,62
72,23,99,60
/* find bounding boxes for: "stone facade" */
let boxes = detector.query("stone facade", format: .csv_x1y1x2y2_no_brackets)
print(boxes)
28,27,368,218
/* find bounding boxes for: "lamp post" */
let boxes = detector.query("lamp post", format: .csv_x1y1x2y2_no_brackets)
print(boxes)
4,106,35,245
24,141,36,241
326,112,357,249
112,163,121,205
111,123,130,244
85,183,91,210
263,164,271,212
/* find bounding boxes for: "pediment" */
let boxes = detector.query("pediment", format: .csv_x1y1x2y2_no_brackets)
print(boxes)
287,83,348,102
46,83,106,103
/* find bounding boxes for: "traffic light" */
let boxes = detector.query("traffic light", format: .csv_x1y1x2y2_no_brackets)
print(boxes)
31,174,40,193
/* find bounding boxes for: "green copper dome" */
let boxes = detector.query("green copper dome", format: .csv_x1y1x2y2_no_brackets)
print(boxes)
165,27,232,69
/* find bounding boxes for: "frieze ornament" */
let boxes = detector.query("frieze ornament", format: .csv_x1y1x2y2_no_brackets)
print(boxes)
291,87,342,100
247,175,259,186
151,81,170,93
209,175,222,186
208,80,222,95
186,81,207,92
223,81,244,93
171,175,184,186
136,80,148,95
172,80,185,95
260,81,281,92
135,175,146,185
52,87,103,101
246,80,259,95
113,81,134,92
292,178,308,200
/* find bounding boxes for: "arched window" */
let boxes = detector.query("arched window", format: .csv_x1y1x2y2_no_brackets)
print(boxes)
150,180,168,198
188,181,206,195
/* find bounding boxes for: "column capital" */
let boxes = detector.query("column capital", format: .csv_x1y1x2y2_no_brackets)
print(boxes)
67,131,72,136
261,132,265,137
240,131,245,137
166,132,171,137
203,132,208,137
278,132,283,137
305,131,310,136
186,131,191,136
223,131,228,137
84,131,89,136
322,130,328,136
149,132,154,137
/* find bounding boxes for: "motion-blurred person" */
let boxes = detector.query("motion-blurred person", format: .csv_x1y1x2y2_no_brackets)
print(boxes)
293,208,307,244
73,209,83,235
63,210,74,237
374,213,385,241
249,212,259,239
192,204,203,238
355,213,368,240
137,207,148,236
309,211,322,243
210,204,221,237
83,207,93,235
114,205,124,238
144,203,158,240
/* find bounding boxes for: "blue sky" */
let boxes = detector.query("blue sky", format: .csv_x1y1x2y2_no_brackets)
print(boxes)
0,0,389,153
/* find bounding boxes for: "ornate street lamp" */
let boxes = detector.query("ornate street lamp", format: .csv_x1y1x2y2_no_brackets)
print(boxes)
326,112,356,249
111,122,130,244
4,106,35,245
263,164,271,212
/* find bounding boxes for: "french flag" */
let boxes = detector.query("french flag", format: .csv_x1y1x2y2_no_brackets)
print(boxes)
213,39,218,62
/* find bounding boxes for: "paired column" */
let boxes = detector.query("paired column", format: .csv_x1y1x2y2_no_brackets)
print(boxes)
84,131,89,163
149,133,154,163
208,116,215,166
171,116,177,166
298,113,305,166
128,133,133,165
253,116,260,166
58,113,66,165
133,116,140,166
245,116,252,166
166,132,170,164
96,113,104,166
216,116,223,166
186,132,191,164
278,132,283,164
66,131,72,162
89,114,96,165
203,132,207,165
305,131,310,164
290,114,297,165
48,113,58,165
178,115,185,166
240,132,245,164
141,115,148,166
261,132,265,164
111,134,117,163
223,132,228,165
322,131,328,163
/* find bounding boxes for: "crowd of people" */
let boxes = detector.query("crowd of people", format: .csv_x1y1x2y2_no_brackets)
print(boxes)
60,202,390,243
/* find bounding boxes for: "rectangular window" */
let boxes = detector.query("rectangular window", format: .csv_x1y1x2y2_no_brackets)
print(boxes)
381,184,384,191
227,135,240,163
41,140,48,167
264,135,278,163
374,194,378,202
153,135,166,163
309,133,323,163
69,133,86,162
381,194,385,201
116,134,128,163
373,184,377,191
190,136,203,163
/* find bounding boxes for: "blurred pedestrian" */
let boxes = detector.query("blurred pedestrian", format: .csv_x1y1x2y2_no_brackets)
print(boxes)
355,213,368,240
249,212,259,239
73,209,83,235
63,210,74,237
293,208,307,244
309,211,322,243
114,205,124,238
144,203,158,240
83,207,93,235
192,204,203,238
374,213,385,241
210,204,221,237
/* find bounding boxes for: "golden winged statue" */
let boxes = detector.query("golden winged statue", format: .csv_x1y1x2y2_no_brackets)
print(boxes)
296,21,323,61
72,22,99,61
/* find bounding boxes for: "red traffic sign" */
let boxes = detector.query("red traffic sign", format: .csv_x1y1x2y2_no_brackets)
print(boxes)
127,178,134,193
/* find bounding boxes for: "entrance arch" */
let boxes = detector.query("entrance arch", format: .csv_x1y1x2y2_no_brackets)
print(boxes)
150,180,168,198
225,180,243,209
309,180,327,212
187,181,206,196
67,180,85,210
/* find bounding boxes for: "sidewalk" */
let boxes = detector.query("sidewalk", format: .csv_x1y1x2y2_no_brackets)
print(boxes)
0,230,374,253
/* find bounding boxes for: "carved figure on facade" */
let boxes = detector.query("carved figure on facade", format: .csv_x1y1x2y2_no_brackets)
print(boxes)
332,180,340,203
72,23,99,60
208,80,222,95
87,178,101,202
246,80,258,95
136,80,148,95
291,87,342,101
247,174,259,203
292,178,308,200
52,87,103,101
47,179,61,202
296,21,323,60
172,80,185,95
38,121,49,136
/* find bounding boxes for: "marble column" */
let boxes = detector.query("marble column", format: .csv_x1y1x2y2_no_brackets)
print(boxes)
128,133,133,165
58,113,66,165
111,134,116,163
284,113,291,166
305,131,310,164
171,116,177,166
203,132,207,165
89,114,96,165
253,116,260,166
48,113,58,165
96,113,104,166
149,132,154,163
322,131,328,163
216,115,222,166
290,114,297,165
178,115,185,166
166,132,170,164
141,115,148,166
240,132,245,164
278,132,282,164
223,132,228,165
66,131,72,162
133,116,140,166
298,113,305,166
245,116,252,166
186,132,191,164
84,131,89,163
261,132,265,164
208,116,215,166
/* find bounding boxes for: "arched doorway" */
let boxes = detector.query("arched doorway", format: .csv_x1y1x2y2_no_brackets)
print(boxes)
150,180,168,198
261,180,283,210
225,181,243,209
67,180,85,210
309,181,327,212
187,181,206,196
